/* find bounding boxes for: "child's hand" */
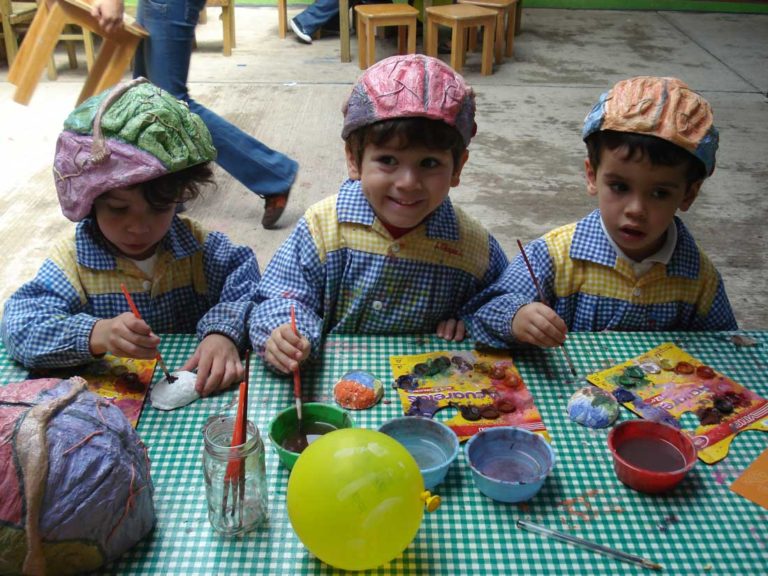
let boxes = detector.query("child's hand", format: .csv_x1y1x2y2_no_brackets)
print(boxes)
436,319,466,342
90,312,161,359
182,334,244,397
265,323,310,374
90,0,125,34
511,303,568,348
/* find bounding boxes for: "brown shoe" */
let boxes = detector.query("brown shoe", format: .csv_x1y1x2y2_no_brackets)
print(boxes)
262,190,290,229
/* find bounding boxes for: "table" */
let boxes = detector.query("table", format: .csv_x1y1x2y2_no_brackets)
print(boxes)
1,331,766,574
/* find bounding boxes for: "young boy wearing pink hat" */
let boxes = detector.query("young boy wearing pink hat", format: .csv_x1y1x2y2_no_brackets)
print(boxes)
1,79,260,396
472,76,737,350
249,54,509,374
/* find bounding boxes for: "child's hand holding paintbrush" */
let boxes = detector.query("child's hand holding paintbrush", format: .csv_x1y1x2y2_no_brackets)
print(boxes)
263,304,311,375
513,240,577,375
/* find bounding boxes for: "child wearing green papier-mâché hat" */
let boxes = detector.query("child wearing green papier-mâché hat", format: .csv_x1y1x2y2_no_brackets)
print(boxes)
1,78,260,397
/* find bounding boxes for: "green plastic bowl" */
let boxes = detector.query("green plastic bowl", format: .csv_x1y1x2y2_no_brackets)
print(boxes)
268,403,354,470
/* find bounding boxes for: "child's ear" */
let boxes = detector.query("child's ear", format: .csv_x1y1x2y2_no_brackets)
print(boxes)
585,158,598,197
345,144,361,180
450,149,470,187
679,179,703,212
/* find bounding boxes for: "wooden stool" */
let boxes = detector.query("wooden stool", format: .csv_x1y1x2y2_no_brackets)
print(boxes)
354,4,418,70
204,0,236,56
425,4,496,75
458,0,517,63
8,0,148,105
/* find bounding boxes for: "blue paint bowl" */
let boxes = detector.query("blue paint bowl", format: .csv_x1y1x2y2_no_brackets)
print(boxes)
465,427,555,503
378,416,459,489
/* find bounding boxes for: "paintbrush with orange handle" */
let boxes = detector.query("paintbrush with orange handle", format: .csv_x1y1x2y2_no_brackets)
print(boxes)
515,240,577,376
119,283,176,383
289,305,303,427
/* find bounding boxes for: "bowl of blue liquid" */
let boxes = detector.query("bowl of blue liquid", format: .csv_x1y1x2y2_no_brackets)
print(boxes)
378,416,459,489
465,426,555,503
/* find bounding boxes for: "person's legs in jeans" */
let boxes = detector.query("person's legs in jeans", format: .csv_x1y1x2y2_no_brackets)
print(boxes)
135,0,298,228
293,0,340,36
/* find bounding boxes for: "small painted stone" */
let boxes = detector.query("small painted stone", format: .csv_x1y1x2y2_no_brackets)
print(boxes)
624,366,646,379
151,371,199,411
660,358,676,371
333,371,384,410
674,361,695,375
639,361,661,374
696,365,716,379
567,387,619,428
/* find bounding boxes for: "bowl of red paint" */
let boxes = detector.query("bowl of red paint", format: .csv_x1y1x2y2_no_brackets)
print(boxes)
607,420,697,494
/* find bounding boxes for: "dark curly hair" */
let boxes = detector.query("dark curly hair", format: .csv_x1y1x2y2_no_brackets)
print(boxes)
585,130,706,185
345,117,467,170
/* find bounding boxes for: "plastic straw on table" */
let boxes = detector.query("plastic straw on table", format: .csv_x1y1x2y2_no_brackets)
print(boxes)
517,520,663,571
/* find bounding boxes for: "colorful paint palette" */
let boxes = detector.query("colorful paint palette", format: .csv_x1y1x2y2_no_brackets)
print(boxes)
31,353,156,428
587,342,768,464
390,350,549,442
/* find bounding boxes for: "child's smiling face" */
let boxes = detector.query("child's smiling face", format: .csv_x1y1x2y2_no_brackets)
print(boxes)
347,137,468,230
93,186,175,260
586,146,702,262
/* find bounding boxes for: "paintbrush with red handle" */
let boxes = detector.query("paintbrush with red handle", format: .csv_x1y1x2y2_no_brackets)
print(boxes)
516,240,577,376
120,283,176,383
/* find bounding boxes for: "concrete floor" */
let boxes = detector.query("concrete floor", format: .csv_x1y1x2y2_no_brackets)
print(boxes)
1,7,767,327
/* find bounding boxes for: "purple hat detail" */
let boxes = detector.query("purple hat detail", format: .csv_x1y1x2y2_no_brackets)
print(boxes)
54,78,216,221
582,76,718,176
341,54,477,146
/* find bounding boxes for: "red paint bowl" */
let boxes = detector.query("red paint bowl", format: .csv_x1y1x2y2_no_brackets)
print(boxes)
607,420,697,494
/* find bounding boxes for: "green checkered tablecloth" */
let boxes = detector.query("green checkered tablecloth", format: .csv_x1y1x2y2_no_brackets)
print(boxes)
2,332,767,575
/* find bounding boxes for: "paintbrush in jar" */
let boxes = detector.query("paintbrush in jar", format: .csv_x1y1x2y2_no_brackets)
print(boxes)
515,240,577,377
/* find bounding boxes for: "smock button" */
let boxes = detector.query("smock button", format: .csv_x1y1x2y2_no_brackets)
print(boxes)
142,280,152,290
372,300,383,311
391,243,401,253
633,287,641,297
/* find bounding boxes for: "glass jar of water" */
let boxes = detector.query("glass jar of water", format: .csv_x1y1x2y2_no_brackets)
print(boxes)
202,415,267,536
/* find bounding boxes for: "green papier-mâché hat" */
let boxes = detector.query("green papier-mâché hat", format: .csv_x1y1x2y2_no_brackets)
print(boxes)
54,78,217,221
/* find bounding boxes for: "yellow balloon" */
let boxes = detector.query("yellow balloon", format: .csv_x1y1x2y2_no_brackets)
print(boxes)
287,428,425,571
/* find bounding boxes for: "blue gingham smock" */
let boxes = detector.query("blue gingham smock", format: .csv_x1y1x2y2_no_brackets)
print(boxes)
470,209,737,349
1,215,260,369
248,179,509,358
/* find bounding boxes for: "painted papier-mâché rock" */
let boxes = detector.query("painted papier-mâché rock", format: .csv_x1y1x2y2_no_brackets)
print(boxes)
567,386,620,429
0,377,155,575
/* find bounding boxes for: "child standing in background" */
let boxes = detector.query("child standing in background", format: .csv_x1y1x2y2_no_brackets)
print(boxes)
1,79,260,396
249,54,509,374
471,76,737,351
